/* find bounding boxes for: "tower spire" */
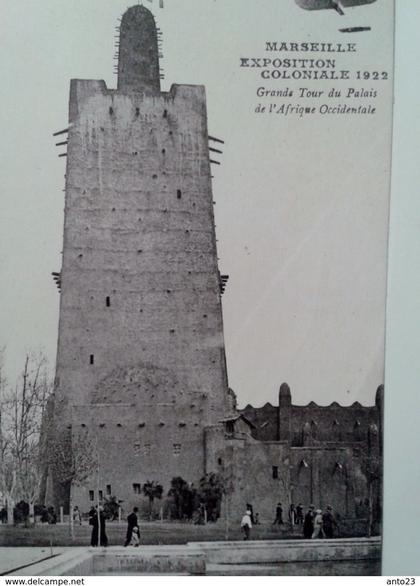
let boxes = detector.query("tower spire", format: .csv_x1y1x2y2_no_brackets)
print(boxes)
118,5,161,94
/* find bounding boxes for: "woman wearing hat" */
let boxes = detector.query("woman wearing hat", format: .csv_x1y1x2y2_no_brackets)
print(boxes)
312,509,324,539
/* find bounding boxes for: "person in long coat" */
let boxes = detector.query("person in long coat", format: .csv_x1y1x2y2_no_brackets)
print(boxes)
272,502,284,525
322,505,338,538
89,506,108,547
303,504,315,538
296,503,304,525
124,507,140,546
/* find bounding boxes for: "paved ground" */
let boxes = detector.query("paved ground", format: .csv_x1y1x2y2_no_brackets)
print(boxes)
0,521,295,547
0,547,67,575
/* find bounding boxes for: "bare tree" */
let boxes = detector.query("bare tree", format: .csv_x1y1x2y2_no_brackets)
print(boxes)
0,350,52,519
0,348,10,511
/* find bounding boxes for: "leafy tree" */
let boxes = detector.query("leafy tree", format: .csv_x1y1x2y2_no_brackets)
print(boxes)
103,496,123,521
142,480,163,520
13,500,30,524
48,426,98,538
167,476,194,520
198,472,224,522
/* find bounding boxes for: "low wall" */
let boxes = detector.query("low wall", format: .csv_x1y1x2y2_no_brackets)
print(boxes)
92,549,205,575
13,547,205,576
189,537,382,564
12,550,94,576
12,538,381,576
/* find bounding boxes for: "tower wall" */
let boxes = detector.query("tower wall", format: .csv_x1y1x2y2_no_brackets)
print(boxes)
56,82,227,418
50,6,229,510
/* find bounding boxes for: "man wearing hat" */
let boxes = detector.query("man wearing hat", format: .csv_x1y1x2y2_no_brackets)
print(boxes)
303,504,315,538
322,505,338,538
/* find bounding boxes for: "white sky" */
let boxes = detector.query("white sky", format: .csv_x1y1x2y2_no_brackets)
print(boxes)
0,0,394,407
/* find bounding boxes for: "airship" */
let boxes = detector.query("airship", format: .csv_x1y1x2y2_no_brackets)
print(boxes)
295,0,377,15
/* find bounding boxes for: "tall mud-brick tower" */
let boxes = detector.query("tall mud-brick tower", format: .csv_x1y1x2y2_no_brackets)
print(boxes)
48,5,230,512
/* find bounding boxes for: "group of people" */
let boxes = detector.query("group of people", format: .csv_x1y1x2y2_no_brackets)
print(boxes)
88,506,108,547
87,501,338,545
88,506,141,547
240,502,338,540
303,504,338,539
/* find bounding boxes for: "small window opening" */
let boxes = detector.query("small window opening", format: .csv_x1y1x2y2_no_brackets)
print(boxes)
133,483,141,494
98,490,103,501
106,484,112,496
163,109,168,118
89,490,94,502
152,174,158,179
135,107,140,117
177,189,182,199
106,296,111,307
218,458,223,466
109,106,114,115
90,354,94,365
272,466,279,479
162,148,166,154
226,421,234,434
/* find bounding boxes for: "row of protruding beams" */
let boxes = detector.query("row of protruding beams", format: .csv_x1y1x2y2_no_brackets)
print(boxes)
53,127,69,158
52,272,61,292
220,274,229,295
52,127,225,165
52,128,66,291
209,135,224,167
52,271,228,296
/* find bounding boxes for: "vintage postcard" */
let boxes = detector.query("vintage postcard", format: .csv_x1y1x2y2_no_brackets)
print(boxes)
0,0,394,577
